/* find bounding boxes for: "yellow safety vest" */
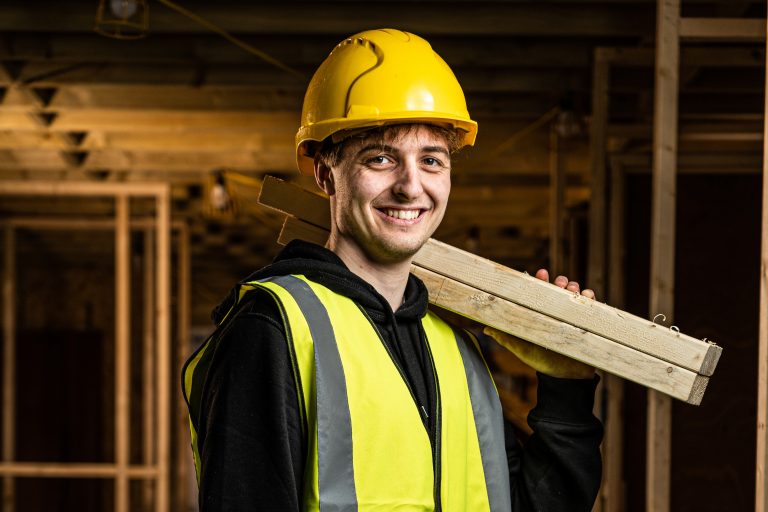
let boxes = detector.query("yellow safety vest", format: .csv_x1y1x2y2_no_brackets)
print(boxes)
183,274,511,511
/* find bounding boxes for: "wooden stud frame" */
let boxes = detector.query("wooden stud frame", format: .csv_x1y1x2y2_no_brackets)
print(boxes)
0,182,172,512
647,2,680,511
587,6,764,509
603,157,627,512
142,228,156,510
549,123,565,275
2,228,15,512
756,5,768,511
175,223,191,512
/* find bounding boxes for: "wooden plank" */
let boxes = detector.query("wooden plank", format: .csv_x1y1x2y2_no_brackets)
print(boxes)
679,17,765,41
175,224,192,512
647,1,680,510
756,8,768,510
49,85,304,111
548,124,564,274
588,49,609,298
114,195,130,512
415,267,706,404
277,216,709,405
259,179,330,229
0,464,158,478
615,152,763,174
1,217,184,230
608,122,763,141
2,228,15,512
416,240,718,375
590,62,611,498
141,229,155,510
82,148,293,173
602,374,625,511
603,158,627,512
600,46,765,68
80,131,271,152
48,110,298,133
155,187,171,512
259,176,722,377
0,111,48,130
0,180,168,197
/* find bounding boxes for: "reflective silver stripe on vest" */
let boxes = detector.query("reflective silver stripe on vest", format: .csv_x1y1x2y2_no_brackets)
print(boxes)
267,276,358,511
453,330,512,512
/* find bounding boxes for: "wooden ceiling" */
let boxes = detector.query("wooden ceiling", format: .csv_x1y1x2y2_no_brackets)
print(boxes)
0,0,765,280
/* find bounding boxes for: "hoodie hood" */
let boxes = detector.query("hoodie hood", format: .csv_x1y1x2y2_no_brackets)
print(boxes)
212,239,430,324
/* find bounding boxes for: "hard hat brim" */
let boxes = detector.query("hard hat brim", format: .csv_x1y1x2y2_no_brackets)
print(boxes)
296,115,477,176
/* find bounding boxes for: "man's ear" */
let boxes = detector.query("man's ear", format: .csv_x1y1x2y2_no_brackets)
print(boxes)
314,156,335,196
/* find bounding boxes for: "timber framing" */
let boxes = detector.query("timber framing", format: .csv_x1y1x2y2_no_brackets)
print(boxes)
257,176,720,404
0,182,172,512
756,8,768,511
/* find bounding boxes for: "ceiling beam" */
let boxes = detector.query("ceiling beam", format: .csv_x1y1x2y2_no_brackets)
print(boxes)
0,3,655,37
679,17,765,42
5,61,596,94
0,33,602,69
4,34,762,70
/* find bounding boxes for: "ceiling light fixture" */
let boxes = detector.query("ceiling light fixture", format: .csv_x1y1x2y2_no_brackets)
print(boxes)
94,0,150,39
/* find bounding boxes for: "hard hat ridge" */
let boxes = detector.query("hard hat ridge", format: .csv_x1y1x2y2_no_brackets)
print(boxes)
295,28,477,175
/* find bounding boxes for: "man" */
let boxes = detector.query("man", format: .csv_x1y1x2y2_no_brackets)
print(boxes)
183,29,603,511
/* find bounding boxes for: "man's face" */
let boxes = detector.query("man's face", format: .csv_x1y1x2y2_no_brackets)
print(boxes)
323,125,452,265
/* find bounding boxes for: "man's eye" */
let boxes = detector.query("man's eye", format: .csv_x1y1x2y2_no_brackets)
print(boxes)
368,155,391,165
423,157,443,167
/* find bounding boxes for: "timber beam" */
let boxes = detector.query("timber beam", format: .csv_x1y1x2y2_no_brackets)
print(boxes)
257,176,721,404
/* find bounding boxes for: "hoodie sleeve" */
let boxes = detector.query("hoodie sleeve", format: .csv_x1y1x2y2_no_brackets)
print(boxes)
196,293,305,511
506,373,604,511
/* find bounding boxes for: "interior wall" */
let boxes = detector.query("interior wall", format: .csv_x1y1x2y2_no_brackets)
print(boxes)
0,226,167,511
623,172,762,512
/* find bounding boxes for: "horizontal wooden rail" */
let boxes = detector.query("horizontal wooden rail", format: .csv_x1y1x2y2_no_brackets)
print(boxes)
679,17,765,42
0,463,158,479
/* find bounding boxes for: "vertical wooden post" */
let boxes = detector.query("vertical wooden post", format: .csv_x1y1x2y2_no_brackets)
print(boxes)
142,229,156,509
155,187,171,512
588,47,610,512
549,124,565,275
2,228,15,512
647,1,680,511
603,158,627,512
175,224,191,511
588,48,609,296
755,5,768,510
115,195,131,512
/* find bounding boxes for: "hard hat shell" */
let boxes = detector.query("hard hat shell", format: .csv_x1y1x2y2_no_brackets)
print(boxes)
295,28,477,175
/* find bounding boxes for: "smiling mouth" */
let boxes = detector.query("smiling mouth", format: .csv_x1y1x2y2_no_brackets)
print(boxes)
383,208,422,220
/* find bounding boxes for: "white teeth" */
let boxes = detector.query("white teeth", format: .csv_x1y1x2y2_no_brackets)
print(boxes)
385,209,419,220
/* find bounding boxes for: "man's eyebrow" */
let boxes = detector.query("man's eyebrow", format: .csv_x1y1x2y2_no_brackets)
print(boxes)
354,143,450,156
422,145,450,156
356,143,397,155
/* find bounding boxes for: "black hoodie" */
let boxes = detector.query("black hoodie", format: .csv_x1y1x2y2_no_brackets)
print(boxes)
191,240,603,511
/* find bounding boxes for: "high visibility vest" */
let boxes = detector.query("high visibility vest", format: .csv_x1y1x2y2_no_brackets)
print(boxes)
183,274,511,511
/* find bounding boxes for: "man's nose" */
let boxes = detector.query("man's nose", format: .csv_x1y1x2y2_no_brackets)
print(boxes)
392,159,424,199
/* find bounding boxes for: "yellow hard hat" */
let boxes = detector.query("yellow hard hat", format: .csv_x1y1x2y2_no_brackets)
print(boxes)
295,28,478,175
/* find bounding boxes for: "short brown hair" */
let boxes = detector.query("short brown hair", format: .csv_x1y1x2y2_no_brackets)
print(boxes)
315,123,462,169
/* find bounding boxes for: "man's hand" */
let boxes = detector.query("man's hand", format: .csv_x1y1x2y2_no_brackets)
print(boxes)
482,269,596,380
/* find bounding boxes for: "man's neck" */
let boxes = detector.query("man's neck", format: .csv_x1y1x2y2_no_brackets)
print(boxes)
327,237,412,312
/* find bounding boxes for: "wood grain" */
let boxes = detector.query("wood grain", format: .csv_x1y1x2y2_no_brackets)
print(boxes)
261,176,721,377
